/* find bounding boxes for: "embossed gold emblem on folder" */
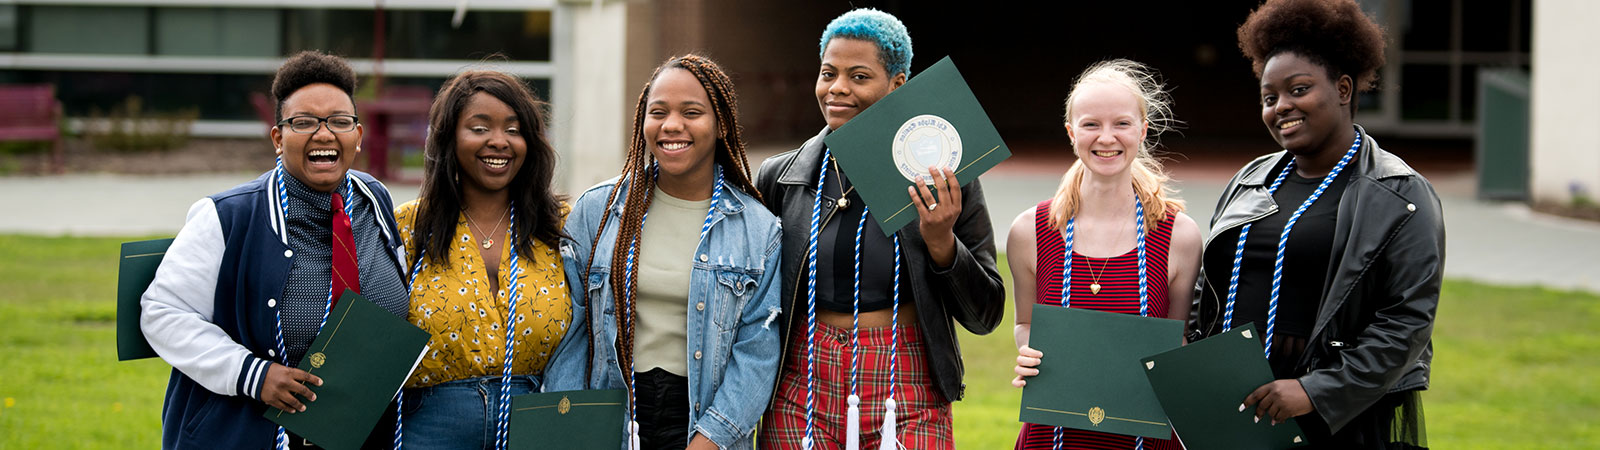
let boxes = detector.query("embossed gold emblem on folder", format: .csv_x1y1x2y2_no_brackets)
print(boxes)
265,291,430,450
510,390,627,450
1088,406,1106,426
1018,304,1182,439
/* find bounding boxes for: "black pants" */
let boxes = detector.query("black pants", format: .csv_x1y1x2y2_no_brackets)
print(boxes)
1302,390,1428,450
634,367,690,450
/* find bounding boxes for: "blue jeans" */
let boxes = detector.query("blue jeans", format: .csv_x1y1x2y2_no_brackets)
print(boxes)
399,375,541,450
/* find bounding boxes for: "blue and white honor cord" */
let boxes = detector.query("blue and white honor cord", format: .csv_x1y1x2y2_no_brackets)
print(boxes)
492,210,528,450
1052,195,1150,450
393,207,527,450
800,154,826,450
1221,130,1361,359
619,164,723,450
804,149,902,450
846,214,865,449
268,159,355,450
880,233,902,450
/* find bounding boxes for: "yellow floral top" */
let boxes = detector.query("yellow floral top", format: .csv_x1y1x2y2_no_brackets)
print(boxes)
395,200,571,388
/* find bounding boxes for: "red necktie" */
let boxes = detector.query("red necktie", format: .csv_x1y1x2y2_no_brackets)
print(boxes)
330,191,361,306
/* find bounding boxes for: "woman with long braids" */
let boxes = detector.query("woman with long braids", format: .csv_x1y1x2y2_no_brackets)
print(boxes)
543,54,782,450
1008,59,1201,450
391,70,571,450
1192,1,1444,448
755,8,1005,449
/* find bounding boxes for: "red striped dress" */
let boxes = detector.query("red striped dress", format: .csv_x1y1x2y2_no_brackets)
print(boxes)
1017,200,1182,450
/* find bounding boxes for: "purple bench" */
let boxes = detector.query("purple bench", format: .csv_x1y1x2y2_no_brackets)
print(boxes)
0,84,65,174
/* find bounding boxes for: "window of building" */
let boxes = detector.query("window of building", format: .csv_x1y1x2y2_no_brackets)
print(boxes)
285,9,551,61
156,7,282,57
0,5,18,51
4,5,553,129
6,70,271,121
29,6,150,54
1365,0,1530,135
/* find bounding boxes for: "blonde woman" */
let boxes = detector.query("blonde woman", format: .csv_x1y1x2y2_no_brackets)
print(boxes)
1009,59,1202,450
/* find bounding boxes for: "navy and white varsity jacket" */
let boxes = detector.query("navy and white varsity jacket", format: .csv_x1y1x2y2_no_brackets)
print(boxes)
140,169,406,449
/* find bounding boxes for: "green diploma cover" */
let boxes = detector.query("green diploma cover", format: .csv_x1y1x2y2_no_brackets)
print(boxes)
266,291,430,450
824,56,1012,236
1019,304,1183,439
1141,323,1309,449
509,389,627,449
117,238,172,361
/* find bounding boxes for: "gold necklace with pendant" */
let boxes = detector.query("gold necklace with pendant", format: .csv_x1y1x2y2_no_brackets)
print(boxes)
1087,255,1109,295
1085,211,1134,295
464,207,508,249
829,156,856,209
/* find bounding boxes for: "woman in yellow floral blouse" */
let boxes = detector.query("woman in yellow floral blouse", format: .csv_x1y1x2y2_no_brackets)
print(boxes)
392,70,571,450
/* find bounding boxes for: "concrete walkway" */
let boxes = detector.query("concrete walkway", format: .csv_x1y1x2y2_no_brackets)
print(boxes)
980,169,1600,294
2,163,1596,293
0,173,419,236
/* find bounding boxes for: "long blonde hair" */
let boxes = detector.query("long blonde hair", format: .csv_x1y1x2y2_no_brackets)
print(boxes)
1048,59,1185,231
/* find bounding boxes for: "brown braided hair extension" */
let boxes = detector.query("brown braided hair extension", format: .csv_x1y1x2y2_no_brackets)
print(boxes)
580,54,763,381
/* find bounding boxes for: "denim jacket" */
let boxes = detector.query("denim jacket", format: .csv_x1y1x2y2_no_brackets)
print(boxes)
544,173,783,450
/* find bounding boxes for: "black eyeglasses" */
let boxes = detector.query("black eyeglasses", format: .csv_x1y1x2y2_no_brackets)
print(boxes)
277,114,360,134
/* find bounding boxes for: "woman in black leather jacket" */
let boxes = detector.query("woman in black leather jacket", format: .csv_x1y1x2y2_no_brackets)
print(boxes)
1192,1,1445,448
753,8,1005,448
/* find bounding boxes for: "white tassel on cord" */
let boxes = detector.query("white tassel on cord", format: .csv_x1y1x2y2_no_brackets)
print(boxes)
878,398,899,450
845,394,861,450
629,420,640,450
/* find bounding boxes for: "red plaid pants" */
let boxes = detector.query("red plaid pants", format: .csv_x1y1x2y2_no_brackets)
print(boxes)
759,321,953,449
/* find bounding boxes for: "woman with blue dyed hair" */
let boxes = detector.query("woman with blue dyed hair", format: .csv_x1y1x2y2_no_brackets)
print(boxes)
755,8,1005,450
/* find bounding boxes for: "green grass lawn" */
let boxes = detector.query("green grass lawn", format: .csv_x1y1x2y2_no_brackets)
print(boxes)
952,263,1600,448
1,234,1597,448
0,235,171,448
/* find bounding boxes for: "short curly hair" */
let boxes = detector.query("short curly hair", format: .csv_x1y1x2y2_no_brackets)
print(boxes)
270,50,358,122
1237,0,1386,92
819,8,913,78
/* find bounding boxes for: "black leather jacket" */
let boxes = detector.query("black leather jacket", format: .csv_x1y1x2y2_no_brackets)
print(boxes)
755,127,1007,403
1193,125,1446,433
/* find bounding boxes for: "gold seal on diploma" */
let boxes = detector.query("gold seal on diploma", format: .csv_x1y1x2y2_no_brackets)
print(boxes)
1088,406,1106,426
558,396,571,415
309,352,327,369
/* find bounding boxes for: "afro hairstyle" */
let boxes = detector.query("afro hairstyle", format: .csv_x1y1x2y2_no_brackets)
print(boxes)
270,50,358,122
1237,0,1387,92
819,8,914,78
